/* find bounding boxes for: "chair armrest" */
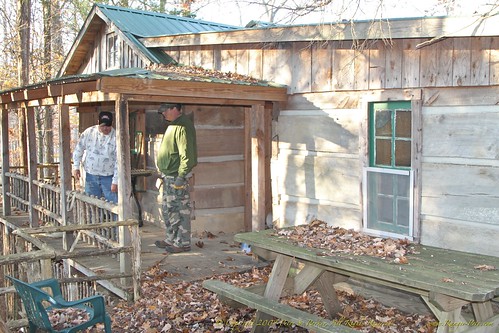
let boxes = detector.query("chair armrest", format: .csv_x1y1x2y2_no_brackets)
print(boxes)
30,278,63,298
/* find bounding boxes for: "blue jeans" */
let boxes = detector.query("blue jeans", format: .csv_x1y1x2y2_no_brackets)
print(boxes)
85,173,117,204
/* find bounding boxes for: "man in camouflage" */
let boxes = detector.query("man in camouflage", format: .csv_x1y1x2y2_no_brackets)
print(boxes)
155,103,197,253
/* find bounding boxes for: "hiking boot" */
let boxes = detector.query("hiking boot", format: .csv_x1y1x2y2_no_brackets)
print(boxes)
154,240,173,249
164,245,191,253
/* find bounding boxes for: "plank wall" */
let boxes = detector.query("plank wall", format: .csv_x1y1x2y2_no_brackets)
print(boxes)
78,25,149,74
164,36,499,255
141,105,247,234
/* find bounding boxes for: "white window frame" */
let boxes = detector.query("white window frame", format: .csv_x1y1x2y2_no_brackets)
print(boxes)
362,166,414,240
106,33,119,70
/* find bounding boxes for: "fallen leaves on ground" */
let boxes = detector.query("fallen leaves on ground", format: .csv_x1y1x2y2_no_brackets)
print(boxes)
274,220,416,263
48,308,91,331
104,264,436,333
474,264,496,271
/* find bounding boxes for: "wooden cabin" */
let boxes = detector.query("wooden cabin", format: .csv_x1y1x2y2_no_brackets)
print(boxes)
136,15,499,256
2,6,498,258
1,7,498,329
0,4,286,306
55,3,286,233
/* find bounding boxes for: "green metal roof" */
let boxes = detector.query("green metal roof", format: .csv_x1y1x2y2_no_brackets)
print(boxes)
96,4,240,38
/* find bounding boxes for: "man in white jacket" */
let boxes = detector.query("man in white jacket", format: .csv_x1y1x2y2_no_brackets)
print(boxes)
72,111,118,203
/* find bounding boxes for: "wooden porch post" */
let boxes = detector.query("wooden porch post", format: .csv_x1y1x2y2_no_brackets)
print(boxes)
411,99,423,242
25,105,38,227
115,95,134,284
58,102,73,250
249,103,271,231
1,106,10,216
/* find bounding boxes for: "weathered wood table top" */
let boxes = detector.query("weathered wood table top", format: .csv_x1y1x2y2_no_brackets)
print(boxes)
235,229,499,303
232,229,499,333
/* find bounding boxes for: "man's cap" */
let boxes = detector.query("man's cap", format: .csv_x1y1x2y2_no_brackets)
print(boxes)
99,111,113,126
158,103,182,114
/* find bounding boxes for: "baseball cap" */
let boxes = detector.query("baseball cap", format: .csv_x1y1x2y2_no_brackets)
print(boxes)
99,112,113,126
158,103,182,114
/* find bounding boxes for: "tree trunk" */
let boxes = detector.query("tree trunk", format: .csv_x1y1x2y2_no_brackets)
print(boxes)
40,0,56,170
17,0,30,172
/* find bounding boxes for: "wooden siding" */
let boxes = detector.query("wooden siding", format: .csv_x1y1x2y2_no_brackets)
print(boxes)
79,25,149,74
163,37,499,92
164,36,499,255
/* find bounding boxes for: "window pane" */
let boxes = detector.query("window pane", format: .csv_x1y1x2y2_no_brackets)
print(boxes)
107,34,118,68
378,175,393,195
395,111,411,138
375,110,392,136
375,139,391,166
378,196,393,223
395,140,411,167
397,175,410,195
366,170,411,236
397,198,410,226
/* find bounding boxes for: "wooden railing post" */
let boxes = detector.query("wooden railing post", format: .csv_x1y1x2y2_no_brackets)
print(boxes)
115,96,134,286
1,107,11,216
58,102,74,251
25,105,38,228
129,220,141,301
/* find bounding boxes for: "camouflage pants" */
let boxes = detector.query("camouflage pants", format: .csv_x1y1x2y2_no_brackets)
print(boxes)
161,176,191,248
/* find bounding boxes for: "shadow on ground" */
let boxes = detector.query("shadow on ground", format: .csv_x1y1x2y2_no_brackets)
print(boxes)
139,225,265,283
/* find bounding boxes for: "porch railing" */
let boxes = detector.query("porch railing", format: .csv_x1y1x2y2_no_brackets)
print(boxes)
0,218,140,331
4,172,30,212
1,171,141,301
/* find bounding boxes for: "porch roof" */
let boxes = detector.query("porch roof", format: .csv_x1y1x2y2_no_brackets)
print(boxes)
0,67,288,108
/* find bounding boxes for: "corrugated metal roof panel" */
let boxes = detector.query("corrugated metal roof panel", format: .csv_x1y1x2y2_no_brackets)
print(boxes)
97,4,240,38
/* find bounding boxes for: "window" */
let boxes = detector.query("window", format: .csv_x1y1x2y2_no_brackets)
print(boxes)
107,33,118,69
369,102,412,169
364,101,413,238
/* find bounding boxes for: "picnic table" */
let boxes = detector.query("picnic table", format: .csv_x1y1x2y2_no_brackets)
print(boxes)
203,229,499,333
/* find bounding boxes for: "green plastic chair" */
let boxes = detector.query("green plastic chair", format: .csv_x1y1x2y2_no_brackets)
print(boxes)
7,276,112,333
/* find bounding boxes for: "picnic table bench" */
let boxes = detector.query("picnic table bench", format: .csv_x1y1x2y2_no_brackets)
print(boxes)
203,229,499,333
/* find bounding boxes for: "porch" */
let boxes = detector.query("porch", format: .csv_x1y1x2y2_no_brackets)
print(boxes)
0,173,261,330
0,167,261,281
0,67,287,329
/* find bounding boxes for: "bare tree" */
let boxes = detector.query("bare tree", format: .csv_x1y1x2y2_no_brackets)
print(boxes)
17,0,30,85
0,0,18,89
16,0,30,171
37,0,64,169
194,0,499,25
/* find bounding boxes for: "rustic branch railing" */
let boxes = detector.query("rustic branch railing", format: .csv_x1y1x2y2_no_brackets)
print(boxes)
4,172,29,212
34,179,63,225
67,190,119,244
1,171,141,299
10,163,59,184
5,171,120,241
0,218,141,331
